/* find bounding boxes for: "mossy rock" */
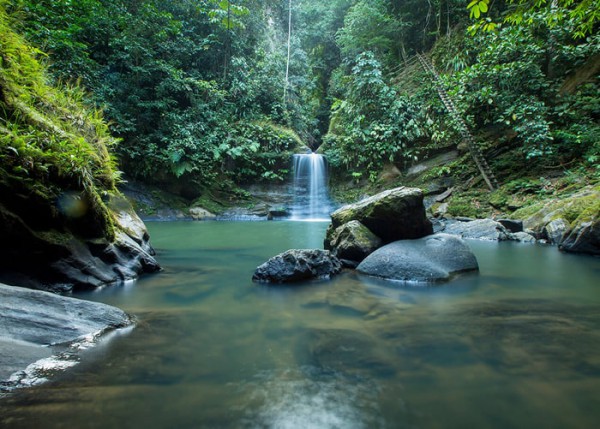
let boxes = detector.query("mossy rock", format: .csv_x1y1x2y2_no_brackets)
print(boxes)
512,186,600,255
324,220,382,266
329,187,433,243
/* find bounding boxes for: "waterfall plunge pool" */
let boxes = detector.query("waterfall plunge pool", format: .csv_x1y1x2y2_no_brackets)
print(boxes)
1,220,600,428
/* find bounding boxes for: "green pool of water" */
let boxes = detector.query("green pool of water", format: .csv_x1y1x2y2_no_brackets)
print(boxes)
1,221,600,428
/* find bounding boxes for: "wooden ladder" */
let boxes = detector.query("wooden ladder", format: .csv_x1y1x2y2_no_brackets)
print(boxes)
416,53,498,191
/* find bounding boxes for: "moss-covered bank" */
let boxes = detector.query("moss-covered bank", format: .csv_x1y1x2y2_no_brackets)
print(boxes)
0,4,159,292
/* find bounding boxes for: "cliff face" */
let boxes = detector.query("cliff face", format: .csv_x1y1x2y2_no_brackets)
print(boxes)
0,5,159,293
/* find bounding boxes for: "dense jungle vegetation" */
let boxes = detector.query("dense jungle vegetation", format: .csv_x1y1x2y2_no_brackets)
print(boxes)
1,0,599,209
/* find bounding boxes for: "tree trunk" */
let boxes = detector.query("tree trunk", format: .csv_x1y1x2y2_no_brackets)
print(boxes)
284,0,292,105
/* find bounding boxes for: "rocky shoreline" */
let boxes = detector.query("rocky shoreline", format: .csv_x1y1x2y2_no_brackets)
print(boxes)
0,193,158,392
2,182,596,393
252,185,598,284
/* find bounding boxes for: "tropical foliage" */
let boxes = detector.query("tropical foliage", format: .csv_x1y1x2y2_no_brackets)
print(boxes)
2,0,598,197
0,0,119,237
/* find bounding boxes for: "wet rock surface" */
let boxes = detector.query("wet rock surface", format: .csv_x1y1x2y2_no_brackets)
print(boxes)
444,218,511,241
252,249,342,283
0,194,160,293
0,282,132,387
357,233,479,282
509,231,537,243
560,219,600,254
324,220,382,267
327,187,433,244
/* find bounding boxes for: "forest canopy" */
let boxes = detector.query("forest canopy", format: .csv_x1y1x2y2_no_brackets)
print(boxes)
2,0,597,197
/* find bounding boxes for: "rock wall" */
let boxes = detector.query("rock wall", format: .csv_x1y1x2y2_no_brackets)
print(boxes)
0,192,160,294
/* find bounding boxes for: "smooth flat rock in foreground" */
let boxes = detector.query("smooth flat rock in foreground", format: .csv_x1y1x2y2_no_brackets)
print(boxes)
357,233,479,282
0,283,132,386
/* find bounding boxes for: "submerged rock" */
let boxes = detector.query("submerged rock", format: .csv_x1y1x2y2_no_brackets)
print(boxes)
327,187,433,244
357,233,479,282
324,220,382,267
252,249,342,283
0,282,132,387
304,328,395,377
444,218,510,241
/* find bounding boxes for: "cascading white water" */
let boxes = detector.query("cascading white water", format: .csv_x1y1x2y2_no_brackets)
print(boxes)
290,153,333,221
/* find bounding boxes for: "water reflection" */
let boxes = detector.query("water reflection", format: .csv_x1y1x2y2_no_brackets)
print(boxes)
238,367,383,429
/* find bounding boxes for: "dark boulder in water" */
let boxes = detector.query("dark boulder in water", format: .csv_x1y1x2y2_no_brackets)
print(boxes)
326,187,433,244
252,249,342,283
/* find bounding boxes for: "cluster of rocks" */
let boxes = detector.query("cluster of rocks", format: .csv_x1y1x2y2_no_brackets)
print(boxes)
435,188,599,256
0,194,157,388
515,187,600,255
253,187,480,284
440,218,536,243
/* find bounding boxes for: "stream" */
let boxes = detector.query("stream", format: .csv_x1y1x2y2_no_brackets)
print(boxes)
1,220,600,428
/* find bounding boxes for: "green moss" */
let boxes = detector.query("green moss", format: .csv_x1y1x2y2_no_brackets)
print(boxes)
36,230,72,246
191,195,227,215
0,4,120,242
512,186,599,229
446,191,494,218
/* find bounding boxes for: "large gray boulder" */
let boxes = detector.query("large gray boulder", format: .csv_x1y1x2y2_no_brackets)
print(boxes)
252,249,342,283
0,283,132,387
327,187,433,244
357,233,479,282
543,218,568,245
444,218,510,241
324,220,382,267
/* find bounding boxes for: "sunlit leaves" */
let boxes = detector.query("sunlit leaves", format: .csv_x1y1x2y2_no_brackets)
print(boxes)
467,0,489,19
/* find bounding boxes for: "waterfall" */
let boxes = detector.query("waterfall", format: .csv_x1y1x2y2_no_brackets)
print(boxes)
290,153,333,221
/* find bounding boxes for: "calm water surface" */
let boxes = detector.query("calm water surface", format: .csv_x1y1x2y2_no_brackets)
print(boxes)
1,221,600,429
